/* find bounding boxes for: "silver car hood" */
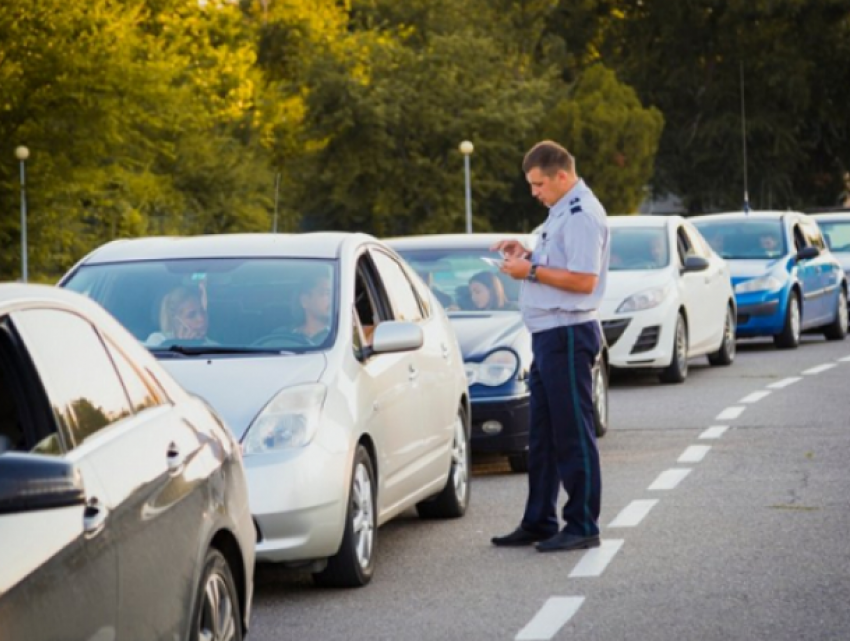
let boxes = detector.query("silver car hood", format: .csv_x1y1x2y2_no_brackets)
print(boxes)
160,353,327,439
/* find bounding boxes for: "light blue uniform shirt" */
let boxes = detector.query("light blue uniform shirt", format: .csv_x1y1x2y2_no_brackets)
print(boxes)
520,179,610,333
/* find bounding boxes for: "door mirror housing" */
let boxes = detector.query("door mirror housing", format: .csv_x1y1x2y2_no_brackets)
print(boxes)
0,453,85,515
682,255,710,273
796,246,819,261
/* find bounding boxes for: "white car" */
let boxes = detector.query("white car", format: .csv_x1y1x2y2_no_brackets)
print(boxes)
811,211,850,293
60,232,470,587
600,216,737,383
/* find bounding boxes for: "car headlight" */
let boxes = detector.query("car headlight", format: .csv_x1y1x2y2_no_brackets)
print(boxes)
242,383,326,454
616,283,672,313
734,275,784,294
465,349,519,387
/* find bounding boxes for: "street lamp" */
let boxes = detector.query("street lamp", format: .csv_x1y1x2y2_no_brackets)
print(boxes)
459,140,474,234
15,146,29,282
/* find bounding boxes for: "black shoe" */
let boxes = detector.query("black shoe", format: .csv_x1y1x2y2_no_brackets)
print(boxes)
535,531,601,553
491,527,552,547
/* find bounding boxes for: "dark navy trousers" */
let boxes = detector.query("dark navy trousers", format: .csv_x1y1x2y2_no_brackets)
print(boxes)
520,321,602,538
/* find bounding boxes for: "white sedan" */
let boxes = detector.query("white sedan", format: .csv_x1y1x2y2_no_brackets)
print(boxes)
600,216,737,383
60,232,470,587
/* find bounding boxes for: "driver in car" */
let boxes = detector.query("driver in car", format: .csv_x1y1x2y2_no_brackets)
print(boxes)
292,274,332,344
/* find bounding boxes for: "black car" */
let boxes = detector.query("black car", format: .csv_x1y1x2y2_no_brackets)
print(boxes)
388,234,609,472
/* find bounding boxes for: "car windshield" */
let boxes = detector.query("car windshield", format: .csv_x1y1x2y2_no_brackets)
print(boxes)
816,220,850,253
63,258,337,353
609,227,669,271
393,248,519,311
693,219,787,259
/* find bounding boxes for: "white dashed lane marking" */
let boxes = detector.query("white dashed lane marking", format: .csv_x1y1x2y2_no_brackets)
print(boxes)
648,468,692,490
569,539,625,578
515,597,585,640
740,390,771,403
716,406,745,420
803,363,837,375
678,445,711,463
768,376,802,389
700,425,729,439
840,355,850,362
609,499,659,528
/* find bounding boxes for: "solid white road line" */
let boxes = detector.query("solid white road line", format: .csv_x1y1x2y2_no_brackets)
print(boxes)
700,425,729,439
768,376,802,389
609,499,659,528
569,539,625,578
803,363,836,375
679,445,711,463
515,597,585,641
716,406,745,420
740,390,771,403
839,355,850,363
648,468,692,490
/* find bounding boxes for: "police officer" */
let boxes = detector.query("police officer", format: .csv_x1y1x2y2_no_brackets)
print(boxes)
491,140,610,552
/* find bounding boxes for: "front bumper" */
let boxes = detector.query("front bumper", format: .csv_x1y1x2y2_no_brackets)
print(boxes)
470,393,530,456
244,443,348,563
734,289,786,336
601,299,677,369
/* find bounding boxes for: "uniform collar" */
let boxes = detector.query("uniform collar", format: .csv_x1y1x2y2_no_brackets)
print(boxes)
549,179,586,218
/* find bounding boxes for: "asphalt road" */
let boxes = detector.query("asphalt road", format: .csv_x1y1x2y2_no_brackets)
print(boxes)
248,335,850,641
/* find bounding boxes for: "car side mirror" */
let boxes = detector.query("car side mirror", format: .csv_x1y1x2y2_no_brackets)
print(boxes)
0,453,85,515
369,321,424,355
682,255,710,273
796,246,819,261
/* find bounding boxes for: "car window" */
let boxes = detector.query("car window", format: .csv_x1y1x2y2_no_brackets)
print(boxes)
104,340,164,412
682,223,712,258
693,219,786,259
370,250,424,322
62,258,338,353
609,227,669,271
816,219,850,252
12,309,134,451
800,218,826,250
0,346,24,454
392,247,519,310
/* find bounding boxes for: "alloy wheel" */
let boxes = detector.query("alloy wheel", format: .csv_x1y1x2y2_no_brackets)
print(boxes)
352,462,375,570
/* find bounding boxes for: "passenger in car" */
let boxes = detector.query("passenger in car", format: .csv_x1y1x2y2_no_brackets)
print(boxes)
292,273,332,344
468,271,511,310
146,286,212,346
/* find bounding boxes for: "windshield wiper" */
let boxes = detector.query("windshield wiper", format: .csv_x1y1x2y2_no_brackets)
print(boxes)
151,345,291,356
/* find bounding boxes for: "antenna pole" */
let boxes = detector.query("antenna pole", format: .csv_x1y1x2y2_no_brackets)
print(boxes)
740,62,750,213
273,172,281,233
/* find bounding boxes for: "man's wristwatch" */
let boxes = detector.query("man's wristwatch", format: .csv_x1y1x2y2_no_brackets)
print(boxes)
526,263,539,283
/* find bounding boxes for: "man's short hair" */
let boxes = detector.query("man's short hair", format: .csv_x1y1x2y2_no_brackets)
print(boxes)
522,140,575,176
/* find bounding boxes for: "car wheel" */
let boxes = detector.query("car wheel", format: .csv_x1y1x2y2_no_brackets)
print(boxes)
592,357,609,437
191,548,243,641
707,303,736,366
659,313,688,384
774,291,801,349
417,406,470,518
823,287,848,341
508,452,529,473
314,445,376,588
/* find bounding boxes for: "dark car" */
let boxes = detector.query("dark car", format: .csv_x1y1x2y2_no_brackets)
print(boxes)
0,284,254,640
387,234,609,473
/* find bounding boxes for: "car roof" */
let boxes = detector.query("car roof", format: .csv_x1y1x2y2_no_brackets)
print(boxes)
0,283,105,311
607,215,682,228
691,210,803,223
75,232,378,264
386,233,534,250
811,211,850,221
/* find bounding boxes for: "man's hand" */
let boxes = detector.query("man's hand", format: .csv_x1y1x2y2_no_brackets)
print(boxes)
500,254,532,281
491,239,528,259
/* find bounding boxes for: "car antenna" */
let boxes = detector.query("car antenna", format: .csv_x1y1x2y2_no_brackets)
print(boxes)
740,61,750,215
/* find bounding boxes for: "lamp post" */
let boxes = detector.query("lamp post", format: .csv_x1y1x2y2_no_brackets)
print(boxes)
15,146,29,282
459,140,474,234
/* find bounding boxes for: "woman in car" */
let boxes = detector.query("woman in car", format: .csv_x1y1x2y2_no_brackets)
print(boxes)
147,286,212,346
468,271,511,310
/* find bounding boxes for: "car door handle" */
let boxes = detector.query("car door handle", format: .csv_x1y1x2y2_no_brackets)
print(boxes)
83,497,108,537
408,363,418,380
166,441,185,475
441,344,450,359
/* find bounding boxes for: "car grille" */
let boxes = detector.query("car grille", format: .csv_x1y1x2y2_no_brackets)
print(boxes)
737,314,750,325
601,319,631,347
630,325,660,353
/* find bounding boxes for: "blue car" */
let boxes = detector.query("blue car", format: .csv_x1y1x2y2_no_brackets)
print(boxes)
692,211,848,348
387,234,609,473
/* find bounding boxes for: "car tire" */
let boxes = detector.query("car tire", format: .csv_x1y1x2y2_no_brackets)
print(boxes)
593,357,609,437
417,406,471,518
707,303,736,366
191,548,243,641
314,445,376,588
508,452,529,473
774,291,801,349
659,313,688,384
823,287,848,341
